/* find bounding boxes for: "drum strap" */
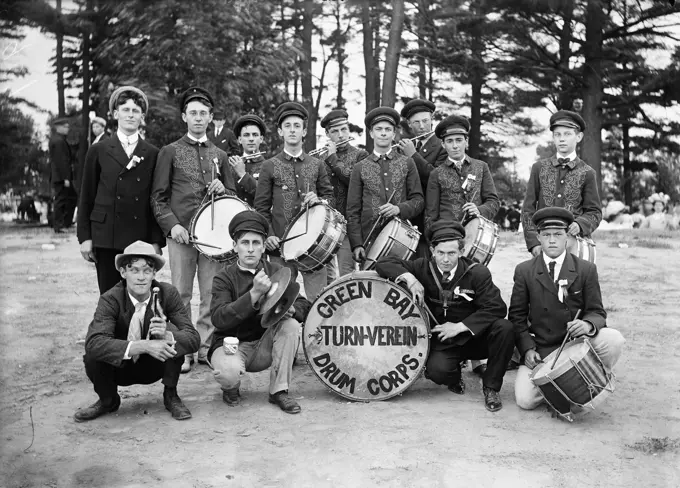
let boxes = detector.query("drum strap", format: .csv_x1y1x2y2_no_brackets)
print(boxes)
428,261,477,317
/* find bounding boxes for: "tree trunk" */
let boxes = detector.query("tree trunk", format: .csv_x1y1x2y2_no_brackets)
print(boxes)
416,0,428,99
556,0,574,109
300,0,316,152
56,0,65,117
78,0,92,195
581,0,604,192
381,0,405,107
362,2,376,151
335,1,345,108
281,0,289,99
622,124,632,207
468,1,486,159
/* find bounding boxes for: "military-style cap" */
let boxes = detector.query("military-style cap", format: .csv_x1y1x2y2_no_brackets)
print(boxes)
213,110,227,120
426,220,466,245
320,109,349,130
108,86,149,116
364,107,400,128
228,210,269,239
275,102,308,126
549,110,585,132
532,207,574,230
234,114,267,137
435,115,471,139
52,117,70,127
180,86,214,110
400,99,435,120
91,116,106,127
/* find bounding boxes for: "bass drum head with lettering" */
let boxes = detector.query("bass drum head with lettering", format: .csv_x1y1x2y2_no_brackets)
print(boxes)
281,204,327,260
303,271,430,401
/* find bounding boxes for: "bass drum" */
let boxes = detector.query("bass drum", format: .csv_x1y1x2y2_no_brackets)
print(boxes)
303,271,430,401
567,235,597,264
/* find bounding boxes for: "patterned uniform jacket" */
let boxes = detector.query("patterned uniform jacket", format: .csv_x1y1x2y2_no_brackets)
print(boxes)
346,151,424,250
324,144,369,217
253,151,334,239
425,155,500,232
522,156,602,251
508,252,607,358
151,135,236,236
77,134,164,249
233,154,265,207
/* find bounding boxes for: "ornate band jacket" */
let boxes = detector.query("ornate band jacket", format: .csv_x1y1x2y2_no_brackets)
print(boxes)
346,151,424,250
253,151,334,239
324,144,369,218
151,135,237,236
522,156,602,251
425,155,500,232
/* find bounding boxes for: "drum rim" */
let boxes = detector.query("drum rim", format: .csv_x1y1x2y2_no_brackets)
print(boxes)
363,218,420,270
530,338,598,384
463,216,499,266
303,274,431,401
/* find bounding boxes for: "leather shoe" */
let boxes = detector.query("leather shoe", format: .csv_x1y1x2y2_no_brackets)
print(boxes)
448,377,466,395
163,387,192,420
483,386,502,412
180,356,194,374
472,363,487,377
506,359,520,371
222,388,240,407
74,396,121,422
268,391,301,414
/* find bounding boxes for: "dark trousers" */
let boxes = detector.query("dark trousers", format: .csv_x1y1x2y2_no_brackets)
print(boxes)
94,248,124,294
53,182,77,230
426,318,515,391
84,353,183,405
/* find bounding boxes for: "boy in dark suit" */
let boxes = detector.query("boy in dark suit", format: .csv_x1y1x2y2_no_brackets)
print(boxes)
75,241,199,422
208,109,239,156
509,207,624,411
78,86,165,294
49,117,77,233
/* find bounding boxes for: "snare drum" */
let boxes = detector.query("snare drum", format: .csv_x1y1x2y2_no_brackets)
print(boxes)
280,203,346,272
303,271,430,401
567,235,597,264
189,195,253,263
362,218,421,270
463,217,499,266
530,338,614,422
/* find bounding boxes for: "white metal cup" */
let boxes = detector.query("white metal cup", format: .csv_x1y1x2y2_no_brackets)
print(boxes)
223,337,239,355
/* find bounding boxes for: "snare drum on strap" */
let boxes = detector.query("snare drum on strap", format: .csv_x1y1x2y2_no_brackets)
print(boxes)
303,271,430,401
280,203,346,273
463,216,499,266
189,195,253,263
567,235,597,264
530,337,614,422
362,218,421,270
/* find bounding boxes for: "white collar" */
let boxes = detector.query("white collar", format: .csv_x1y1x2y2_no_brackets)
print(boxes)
542,250,566,268
128,293,151,308
437,263,457,280
117,130,139,144
556,151,577,161
373,150,392,158
448,156,465,165
237,261,258,274
284,148,303,159
187,133,208,144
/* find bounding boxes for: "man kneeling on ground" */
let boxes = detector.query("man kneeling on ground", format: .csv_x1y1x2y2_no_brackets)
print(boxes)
75,241,199,422
209,210,311,414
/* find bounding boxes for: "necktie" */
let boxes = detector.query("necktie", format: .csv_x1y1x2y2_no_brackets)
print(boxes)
127,301,147,362
557,157,570,167
122,136,136,158
548,261,556,282
415,140,423,152
216,128,221,138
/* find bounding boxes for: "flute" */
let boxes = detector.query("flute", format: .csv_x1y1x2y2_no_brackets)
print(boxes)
391,130,435,149
241,151,266,162
309,137,355,157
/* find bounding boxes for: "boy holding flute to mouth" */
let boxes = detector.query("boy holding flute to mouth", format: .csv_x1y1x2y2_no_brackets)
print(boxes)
228,114,268,207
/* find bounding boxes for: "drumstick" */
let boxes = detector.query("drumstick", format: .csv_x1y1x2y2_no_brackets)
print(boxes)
550,309,582,370
210,162,216,230
189,238,222,249
362,188,398,249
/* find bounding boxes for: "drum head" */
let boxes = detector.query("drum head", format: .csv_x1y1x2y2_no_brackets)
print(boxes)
531,339,590,383
366,220,397,262
281,205,327,260
192,197,251,257
303,271,430,401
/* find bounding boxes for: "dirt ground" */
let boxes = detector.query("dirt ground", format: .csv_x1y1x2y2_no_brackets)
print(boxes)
1,224,679,488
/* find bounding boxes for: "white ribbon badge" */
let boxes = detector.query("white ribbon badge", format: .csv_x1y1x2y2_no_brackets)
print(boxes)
453,286,473,302
558,279,569,303
126,155,143,171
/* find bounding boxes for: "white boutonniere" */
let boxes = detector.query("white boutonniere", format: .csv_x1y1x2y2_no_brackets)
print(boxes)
212,157,221,176
558,279,569,303
126,155,143,171
453,286,474,302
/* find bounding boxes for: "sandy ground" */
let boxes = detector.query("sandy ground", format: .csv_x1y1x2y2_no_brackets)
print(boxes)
1,224,679,488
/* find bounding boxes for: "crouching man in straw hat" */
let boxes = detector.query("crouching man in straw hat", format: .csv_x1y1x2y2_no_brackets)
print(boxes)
74,241,200,422
510,207,625,417
209,211,312,414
